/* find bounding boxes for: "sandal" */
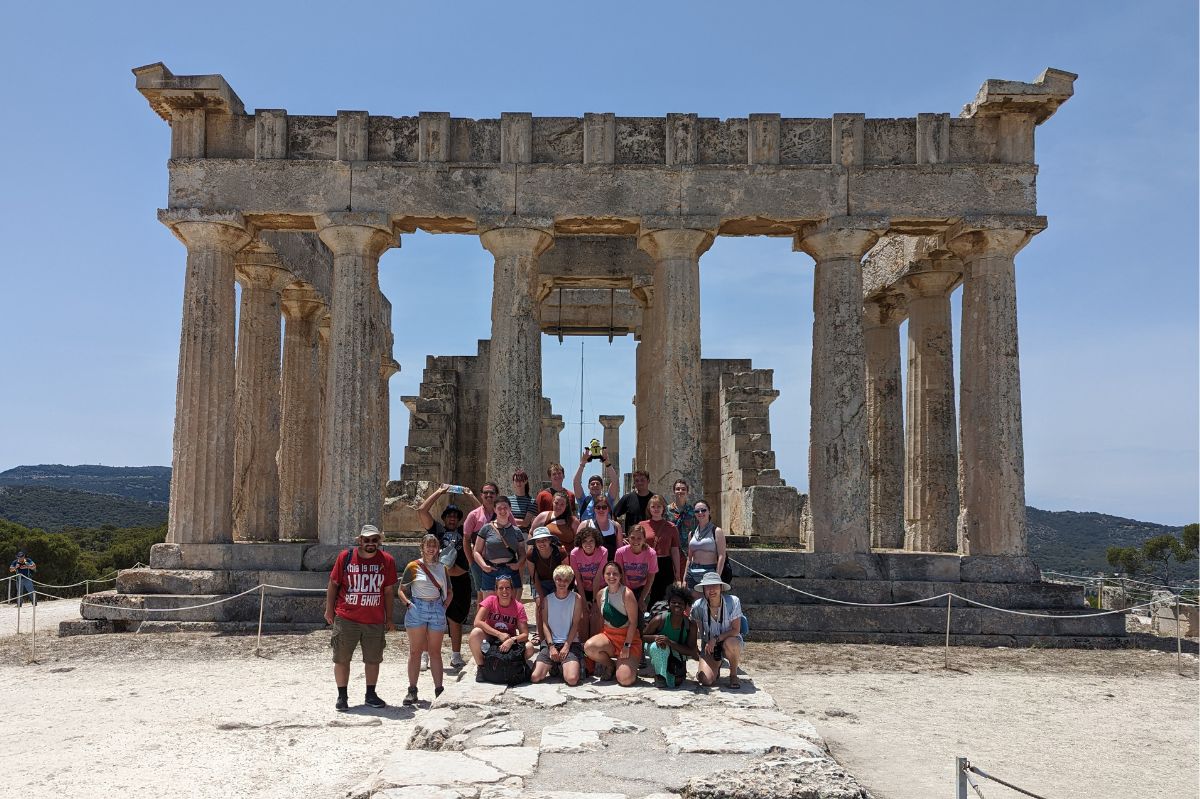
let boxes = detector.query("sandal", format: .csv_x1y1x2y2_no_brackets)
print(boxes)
728,676,742,690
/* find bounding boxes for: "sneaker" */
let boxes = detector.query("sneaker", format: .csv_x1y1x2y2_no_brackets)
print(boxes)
420,652,430,671
450,652,466,669
402,687,418,706
335,695,349,712
365,693,387,709
434,686,445,698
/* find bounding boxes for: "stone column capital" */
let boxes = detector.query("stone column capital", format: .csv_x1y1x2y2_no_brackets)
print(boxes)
479,226,555,259
381,357,401,379
316,212,399,259
281,285,327,320
794,216,888,261
598,414,625,430
863,292,907,328
945,215,1047,262
901,269,959,299
636,226,715,262
158,208,251,252
235,249,293,292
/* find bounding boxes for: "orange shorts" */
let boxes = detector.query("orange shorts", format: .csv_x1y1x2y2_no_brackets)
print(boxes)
602,624,642,661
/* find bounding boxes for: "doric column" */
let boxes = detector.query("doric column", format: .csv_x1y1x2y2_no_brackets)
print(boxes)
379,355,400,495
278,285,325,541
794,217,886,554
232,247,292,543
316,312,331,529
158,209,251,545
480,224,554,484
316,212,399,544
946,217,1045,556
863,294,906,549
541,403,565,473
599,415,624,472
637,223,714,496
901,269,960,552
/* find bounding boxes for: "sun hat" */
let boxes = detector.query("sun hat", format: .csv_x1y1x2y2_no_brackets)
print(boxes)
695,571,730,592
529,527,556,542
358,524,382,540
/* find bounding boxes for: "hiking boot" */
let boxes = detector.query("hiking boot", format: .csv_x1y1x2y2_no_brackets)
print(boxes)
420,652,430,671
450,652,466,669
335,695,349,712
365,693,387,709
402,687,418,706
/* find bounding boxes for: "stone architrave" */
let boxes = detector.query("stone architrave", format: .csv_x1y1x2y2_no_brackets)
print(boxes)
863,294,905,549
232,248,292,542
278,285,325,541
480,224,554,485
794,217,886,554
158,209,251,545
316,212,398,544
598,415,624,473
637,224,714,496
902,268,961,553
946,217,1045,556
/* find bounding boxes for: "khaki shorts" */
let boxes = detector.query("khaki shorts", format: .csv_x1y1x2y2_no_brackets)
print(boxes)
330,616,387,664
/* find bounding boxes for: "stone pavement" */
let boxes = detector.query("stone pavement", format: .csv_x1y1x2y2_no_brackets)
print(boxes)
347,665,872,799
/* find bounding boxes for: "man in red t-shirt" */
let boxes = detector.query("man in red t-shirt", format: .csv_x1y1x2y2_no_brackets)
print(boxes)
324,524,397,711
535,463,576,515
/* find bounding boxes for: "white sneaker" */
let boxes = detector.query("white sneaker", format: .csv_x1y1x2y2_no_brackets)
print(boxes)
420,652,430,671
450,652,465,669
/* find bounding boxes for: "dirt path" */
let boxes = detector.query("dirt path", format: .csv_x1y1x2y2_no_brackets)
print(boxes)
0,631,1195,799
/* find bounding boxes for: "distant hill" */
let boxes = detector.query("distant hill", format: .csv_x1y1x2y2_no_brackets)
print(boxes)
1027,506,1185,576
0,486,167,531
0,464,171,503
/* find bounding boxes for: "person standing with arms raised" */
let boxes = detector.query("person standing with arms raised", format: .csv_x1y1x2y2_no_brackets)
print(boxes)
573,449,618,523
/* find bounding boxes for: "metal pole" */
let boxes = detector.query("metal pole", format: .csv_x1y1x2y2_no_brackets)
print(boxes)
944,594,953,669
30,590,37,664
1096,577,1103,610
578,339,585,456
1177,594,1183,675
256,585,266,656
956,756,969,799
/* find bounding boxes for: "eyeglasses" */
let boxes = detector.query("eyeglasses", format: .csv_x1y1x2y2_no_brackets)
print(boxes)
481,490,497,496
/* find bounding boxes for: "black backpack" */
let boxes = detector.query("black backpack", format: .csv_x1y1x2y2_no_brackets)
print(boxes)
478,640,530,685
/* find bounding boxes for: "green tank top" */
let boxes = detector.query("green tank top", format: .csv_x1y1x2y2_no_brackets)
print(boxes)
602,587,629,627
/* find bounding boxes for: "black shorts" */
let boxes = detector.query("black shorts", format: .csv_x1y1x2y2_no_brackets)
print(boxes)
446,572,472,625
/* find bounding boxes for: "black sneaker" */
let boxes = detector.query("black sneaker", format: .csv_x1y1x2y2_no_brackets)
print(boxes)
335,696,349,712
365,693,387,709
434,685,445,698
401,687,418,706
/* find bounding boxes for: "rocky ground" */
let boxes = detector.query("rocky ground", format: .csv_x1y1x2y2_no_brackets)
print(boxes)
0,602,1196,799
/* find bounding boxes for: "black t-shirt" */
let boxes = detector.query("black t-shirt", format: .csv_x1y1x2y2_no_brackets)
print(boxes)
613,491,652,532
428,522,469,571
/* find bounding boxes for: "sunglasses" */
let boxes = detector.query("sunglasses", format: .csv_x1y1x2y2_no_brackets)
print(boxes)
481,490,497,496
696,509,709,514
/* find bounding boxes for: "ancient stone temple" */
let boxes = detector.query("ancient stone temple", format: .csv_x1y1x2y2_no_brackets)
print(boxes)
79,63,1129,645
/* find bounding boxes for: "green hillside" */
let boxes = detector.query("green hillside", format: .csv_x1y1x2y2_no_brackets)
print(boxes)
0,464,171,503
0,486,167,531
1027,506,1184,576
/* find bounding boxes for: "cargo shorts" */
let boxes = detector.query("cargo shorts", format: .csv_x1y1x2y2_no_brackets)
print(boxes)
330,616,387,665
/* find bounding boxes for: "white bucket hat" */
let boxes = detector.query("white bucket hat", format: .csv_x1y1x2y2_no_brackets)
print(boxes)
695,571,730,592
529,526,556,542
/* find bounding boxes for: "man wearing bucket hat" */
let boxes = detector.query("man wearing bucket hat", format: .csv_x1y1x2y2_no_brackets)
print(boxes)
324,524,398,711
689,571,745,689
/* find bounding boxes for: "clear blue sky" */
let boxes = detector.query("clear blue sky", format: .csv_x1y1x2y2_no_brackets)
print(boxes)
0,1,1195,525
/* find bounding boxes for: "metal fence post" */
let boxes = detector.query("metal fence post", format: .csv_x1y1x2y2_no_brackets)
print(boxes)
256,585,266,656
956,756,969,799
1176,594,1183,675
944,594,953,669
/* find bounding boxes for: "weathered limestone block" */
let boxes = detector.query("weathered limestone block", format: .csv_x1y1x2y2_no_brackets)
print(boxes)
159,209,251,545
946,216,1044,556
232,249,292,543
863,294,905,549
316,212,398,544
795,217,886,555
742,485,803,545
902,269,960,553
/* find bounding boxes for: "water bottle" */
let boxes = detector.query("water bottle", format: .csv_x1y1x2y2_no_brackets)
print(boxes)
448,485,465,494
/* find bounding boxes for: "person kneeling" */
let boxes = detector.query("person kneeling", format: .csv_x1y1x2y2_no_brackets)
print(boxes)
531,565,585,686
644,585,699,689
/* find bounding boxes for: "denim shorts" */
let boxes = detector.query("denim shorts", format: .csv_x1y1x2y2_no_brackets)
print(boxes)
404,597,448,633
479,563,522,592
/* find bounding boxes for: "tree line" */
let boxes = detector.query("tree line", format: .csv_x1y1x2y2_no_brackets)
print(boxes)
1,517,165,592
1106,523,1198,587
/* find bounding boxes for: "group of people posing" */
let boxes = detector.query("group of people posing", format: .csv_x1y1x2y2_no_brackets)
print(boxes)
323,452,745,710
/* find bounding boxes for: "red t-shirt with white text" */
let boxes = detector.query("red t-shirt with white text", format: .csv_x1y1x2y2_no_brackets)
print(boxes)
332,548,398,625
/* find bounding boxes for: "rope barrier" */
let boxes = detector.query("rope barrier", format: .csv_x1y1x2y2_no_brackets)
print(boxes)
1043,571,1199,591
960,758,1051,799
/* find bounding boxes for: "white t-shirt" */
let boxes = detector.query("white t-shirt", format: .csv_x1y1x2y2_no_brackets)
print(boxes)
690,595,743,643
404,559,448,601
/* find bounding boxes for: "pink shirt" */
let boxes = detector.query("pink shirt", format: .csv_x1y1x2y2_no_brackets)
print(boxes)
614,544,658,590
479,593,527,634
570,545,609,592
463,505,494,549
